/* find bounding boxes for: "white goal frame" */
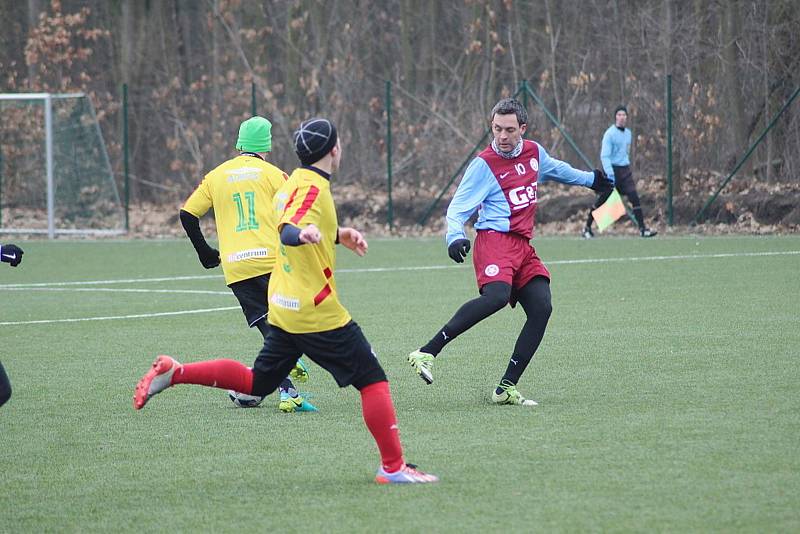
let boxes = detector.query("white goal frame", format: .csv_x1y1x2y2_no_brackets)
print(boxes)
0,92,125,238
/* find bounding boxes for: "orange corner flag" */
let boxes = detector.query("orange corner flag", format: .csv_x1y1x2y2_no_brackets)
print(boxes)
591,190,626,232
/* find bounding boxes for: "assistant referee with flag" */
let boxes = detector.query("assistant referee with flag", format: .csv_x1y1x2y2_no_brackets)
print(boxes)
582,105,657,238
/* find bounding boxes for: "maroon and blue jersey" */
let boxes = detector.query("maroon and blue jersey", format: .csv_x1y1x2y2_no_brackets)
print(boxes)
446,139,594,243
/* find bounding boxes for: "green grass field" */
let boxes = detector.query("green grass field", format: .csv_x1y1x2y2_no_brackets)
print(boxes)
1,235,799,532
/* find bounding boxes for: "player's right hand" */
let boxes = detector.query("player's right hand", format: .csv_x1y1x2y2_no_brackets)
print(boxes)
447,239,471,263
1,244,23,267
299,224,322,244
590,169,614,192
198,246,220,269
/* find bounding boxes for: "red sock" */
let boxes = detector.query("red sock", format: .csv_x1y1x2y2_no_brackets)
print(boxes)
170,359,253,393
360,381,405,472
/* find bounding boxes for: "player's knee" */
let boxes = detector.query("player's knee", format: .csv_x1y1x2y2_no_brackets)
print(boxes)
539,297,553,319
482,282,511,312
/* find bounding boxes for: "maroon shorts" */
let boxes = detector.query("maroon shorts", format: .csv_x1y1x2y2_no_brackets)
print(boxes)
472,230,550,297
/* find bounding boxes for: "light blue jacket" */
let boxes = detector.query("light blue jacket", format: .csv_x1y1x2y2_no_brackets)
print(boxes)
600,125,631,181
445,142,593,244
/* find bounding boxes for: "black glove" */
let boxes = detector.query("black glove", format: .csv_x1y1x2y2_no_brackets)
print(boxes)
180,209,220,268
1,244,23,267
447,238,471,263
590,169,614,193
197,245,220,269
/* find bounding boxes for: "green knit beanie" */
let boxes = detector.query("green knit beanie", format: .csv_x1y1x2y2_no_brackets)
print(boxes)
236,116,272,153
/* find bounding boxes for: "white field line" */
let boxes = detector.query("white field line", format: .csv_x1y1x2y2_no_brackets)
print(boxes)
1,287,231,295
0,306,241,326
1,249,797,326
0,274,220,288
0,250,797,290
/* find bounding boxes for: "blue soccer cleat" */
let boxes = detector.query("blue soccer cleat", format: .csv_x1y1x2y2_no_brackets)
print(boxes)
278,391,318,413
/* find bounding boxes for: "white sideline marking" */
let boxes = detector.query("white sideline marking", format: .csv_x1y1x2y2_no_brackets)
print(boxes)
0,274,219,288
0,250,797,290
1,287,231,296
342,249,800,271
0,249,796,326
0,306,241,326
547,249,800,266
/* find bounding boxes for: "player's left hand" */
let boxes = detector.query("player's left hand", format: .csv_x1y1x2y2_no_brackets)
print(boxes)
338,227,368,256
1,244,24,267
590,169,613,192
197,245,220,269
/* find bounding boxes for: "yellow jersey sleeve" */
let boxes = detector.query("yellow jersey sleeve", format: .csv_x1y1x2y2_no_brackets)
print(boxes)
278,180,324,231
182,177,213,217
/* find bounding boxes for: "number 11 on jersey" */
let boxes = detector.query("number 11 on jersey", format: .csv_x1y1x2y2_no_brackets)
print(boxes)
233,191,259,232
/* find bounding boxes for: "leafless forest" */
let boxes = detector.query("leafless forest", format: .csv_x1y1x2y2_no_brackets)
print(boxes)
1,0,798,228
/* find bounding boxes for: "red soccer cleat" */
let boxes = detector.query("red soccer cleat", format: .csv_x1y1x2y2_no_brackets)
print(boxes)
133,355,181,410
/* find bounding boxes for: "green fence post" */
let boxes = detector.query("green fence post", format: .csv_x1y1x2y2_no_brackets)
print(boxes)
251,82,257,116
123,83,130,232
692,85,800,225
385,80,394,231
523,84,592,168
666,74,673,226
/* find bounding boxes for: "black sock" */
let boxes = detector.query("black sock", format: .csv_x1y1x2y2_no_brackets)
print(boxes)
420,325,457,356
626,191,645,230
498,277,552,388
420,282,511,356
633,206,645,230
585,210,595,229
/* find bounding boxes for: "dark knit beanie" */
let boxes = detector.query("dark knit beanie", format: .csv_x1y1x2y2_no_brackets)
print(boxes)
293,118,338,166
614,105,628,115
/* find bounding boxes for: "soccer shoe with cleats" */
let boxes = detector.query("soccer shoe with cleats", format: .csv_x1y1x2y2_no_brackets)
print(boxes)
288,358,310,383
581,226,595,239
375,463,439,484
640,228,658,238
491,380,538,407
278,391,318,413
133,355,181,410
407,350,434,385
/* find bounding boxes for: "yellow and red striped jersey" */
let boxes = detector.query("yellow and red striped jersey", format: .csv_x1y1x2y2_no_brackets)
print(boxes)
267,167,351,333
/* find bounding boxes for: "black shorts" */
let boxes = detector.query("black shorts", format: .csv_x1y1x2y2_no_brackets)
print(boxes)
612,165,637,196
228,274,269,327
251,321,387,395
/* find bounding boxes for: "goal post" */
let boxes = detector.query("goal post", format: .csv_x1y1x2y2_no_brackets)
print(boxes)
0,93,125,238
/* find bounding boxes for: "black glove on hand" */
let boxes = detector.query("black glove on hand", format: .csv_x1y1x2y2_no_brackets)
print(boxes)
197,245,220,269
591,169,614,193
1,244,23,267
447,238,471,263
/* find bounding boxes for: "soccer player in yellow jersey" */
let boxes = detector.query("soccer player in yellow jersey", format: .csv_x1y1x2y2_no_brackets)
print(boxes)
178,116,315,413
135,118,438,484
